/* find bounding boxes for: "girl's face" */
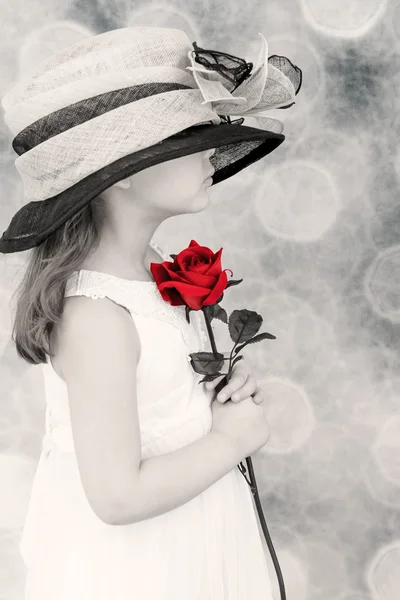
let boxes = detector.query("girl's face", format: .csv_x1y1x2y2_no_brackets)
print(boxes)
114,148,216,215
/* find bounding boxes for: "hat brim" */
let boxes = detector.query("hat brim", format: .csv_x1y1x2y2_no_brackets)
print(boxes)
0,123,284,253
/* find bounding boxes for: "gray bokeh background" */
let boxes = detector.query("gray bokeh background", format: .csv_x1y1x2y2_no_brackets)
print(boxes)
1,1,400,598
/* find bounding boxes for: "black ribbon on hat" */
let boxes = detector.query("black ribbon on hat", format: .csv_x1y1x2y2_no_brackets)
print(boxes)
192,41,254,92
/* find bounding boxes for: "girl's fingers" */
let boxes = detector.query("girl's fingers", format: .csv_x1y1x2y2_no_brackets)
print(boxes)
236,388,265,405
251,387,265,404
217,374,248,402
229,376,258,402
204,367,262,405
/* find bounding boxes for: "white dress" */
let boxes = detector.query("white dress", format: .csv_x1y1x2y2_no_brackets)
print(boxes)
20,240,273,599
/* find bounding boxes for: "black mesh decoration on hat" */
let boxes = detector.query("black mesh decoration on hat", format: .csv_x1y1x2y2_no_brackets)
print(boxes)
192,42,254,91
268,55,303,109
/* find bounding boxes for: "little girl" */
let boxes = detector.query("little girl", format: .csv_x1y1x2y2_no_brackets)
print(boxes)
0,26,301,599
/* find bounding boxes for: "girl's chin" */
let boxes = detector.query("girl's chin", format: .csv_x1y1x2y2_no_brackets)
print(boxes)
190,187,211,209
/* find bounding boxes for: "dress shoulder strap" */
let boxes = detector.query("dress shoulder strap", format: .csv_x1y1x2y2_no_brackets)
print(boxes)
149,239,169,261
64,239,168,301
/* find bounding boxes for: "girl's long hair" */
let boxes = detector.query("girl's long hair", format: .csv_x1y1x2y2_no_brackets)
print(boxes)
11,196,106,365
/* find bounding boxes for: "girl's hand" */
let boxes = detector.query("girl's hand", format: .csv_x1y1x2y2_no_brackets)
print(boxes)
205,360,265,405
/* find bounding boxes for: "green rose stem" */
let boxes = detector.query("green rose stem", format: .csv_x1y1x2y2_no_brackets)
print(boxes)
201,306,287,600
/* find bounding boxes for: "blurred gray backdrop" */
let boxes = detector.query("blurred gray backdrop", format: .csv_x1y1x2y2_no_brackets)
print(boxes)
1,1,400,599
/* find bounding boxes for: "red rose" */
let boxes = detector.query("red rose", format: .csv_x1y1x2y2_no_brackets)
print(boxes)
150,239,233,310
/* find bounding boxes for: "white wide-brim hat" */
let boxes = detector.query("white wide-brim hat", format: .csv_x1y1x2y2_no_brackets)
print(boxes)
0,26,302,254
